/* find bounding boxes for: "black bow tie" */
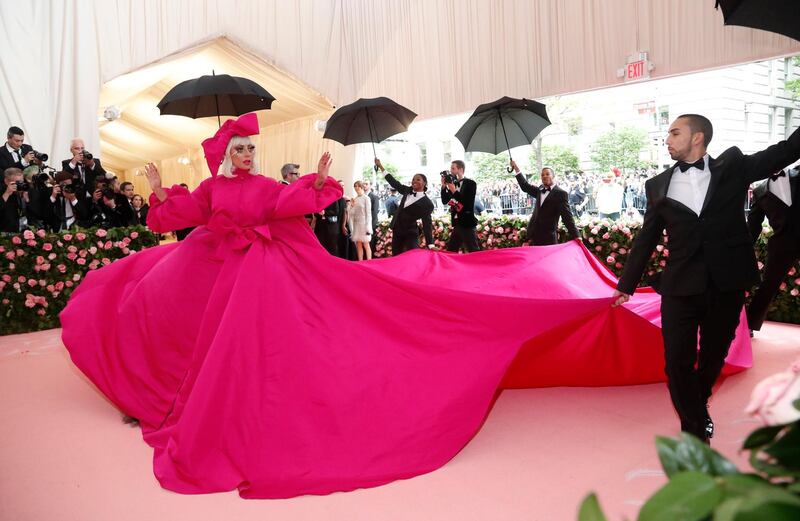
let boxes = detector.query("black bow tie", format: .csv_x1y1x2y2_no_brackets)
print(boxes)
676,158,705,172
540,186,551,193
770,171,786,182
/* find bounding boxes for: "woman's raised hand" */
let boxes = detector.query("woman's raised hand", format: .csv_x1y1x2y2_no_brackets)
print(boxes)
315,152,332,189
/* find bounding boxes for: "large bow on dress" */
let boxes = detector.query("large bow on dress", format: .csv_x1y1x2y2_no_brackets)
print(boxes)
206,212,272,256
201,112,261,176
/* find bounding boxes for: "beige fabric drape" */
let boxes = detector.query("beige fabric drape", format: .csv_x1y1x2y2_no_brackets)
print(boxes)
1,0,798,183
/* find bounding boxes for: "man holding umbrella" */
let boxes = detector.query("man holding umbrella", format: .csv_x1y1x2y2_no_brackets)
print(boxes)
441,160,480,253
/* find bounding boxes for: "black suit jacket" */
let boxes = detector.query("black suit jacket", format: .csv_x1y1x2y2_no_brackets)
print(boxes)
367,191,380,230
385,174,434,245
0,144,33,172
0,192,26,232
61,158,106,199
441,177,478,228
515,174,580,245
47,195,90,231
747,170,800,252
618,127,800,296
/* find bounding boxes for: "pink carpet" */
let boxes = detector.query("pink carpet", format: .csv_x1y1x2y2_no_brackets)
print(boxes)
1,323,798,521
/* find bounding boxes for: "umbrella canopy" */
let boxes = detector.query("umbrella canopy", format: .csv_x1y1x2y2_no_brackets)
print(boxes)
455,97,551,158
157,72,276,127
323,97,417,159
715,0,800,42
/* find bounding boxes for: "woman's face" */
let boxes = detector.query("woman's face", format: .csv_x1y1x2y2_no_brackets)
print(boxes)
230,142,255,170
354,185,364,196
411,174,426,192
132,195,143,208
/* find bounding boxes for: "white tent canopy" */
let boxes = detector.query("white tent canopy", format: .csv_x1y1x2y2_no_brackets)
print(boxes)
1,0,798,189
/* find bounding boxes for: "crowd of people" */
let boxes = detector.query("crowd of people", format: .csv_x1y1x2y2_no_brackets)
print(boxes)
0,127,149,234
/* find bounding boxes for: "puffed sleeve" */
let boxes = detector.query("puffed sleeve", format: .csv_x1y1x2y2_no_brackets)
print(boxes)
272,173,343,219
146,178,213,233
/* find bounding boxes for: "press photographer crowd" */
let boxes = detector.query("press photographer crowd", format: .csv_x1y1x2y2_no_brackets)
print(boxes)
0,126,148,234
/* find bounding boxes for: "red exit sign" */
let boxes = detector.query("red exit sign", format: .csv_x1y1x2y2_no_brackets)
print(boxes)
618,51,653,83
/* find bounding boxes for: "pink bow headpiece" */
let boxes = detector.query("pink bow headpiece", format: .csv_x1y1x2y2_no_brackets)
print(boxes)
201,112,261,176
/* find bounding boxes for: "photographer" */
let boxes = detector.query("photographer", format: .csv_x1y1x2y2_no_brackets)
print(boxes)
88,177,126,228
0,126,34,171
62,138,106,199
22,166,55,229
0,167,29,233
440,159,480,252
47,171,89,231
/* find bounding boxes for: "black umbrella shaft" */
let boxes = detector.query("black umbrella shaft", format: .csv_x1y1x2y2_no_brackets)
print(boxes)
365,107,378,170
497,109,513,167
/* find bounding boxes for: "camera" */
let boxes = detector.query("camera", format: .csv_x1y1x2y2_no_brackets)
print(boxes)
14,181,30,191
82,151,93,161
101,187,116,199
441,170,457,185
32,150,48,162
61,182,77,194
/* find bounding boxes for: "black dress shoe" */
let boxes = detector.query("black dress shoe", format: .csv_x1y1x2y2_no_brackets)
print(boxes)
704,408,714,439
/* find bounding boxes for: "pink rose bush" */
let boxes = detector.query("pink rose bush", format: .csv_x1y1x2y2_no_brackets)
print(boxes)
745,359,800,426
1,226,158,334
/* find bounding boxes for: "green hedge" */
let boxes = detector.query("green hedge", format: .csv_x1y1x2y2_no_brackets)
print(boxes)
2,217,796,335
0,226,159,335
373,214,799,325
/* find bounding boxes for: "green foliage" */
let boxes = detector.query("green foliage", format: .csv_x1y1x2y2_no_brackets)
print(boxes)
590,126,649,173
785,57,800,99
529,144,580,176
360,162,398,183
471,152,512,182
0,226,159,335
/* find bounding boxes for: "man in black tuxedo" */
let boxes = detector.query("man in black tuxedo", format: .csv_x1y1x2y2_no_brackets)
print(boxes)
47,172,90,231
314,197,346,256
441,159,480,252
377,159,435,255
511,162,580,245
0,126,34,172
613,114,800,443
746,167,800,332
61,138,106,200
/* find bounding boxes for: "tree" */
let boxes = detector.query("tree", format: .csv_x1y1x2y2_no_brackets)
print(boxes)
360,161,397,182
785,56,800,99
471,152,512,182
528,144,580,176
589,126,649,173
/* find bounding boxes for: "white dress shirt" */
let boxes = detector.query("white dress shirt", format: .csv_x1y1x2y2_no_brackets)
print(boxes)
769,171,793,207
403,191,426,208
666,154,711,215
6,143,28,167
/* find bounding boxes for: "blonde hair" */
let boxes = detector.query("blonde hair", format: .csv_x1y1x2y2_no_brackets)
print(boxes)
218,136,260,178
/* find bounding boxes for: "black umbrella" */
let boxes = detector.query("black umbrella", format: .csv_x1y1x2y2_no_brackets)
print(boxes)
715,0,800,42
323,97,417,167
157,71,276,127
455,97,550,172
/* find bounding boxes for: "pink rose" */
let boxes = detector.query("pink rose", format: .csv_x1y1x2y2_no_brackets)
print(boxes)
65,281,74,288
67,245,77,253
57,264,66,273
130,231,139,239
781,283,787,290
36,229,46,238
72,274,81,281
55,282,64,291
42,243,52,251
792,289,799,297
24,296,35,308
1,299,8,305
96,229,108,238
78,250,87,258
88,246,97,255
66,253,77,261
4,252,13,260
17,275,25,283
122,248,130,255
27,279,37,287
789,268,797,276
75,232,86,241
595,245,602,252
8,263,14,270
0,281,5,290
606,256,615,264
15,249,24,256
590,228,598,235
656,245,664,252
12,282,20,290
63,234,73,241
104,241,113,250
0,246,4,252
46,285,54,292
48,253,56,260
11,236,21,244
36,256,44,265
745,362,800,425
615,262,623,269
76,258,86,265
36,308,45,316
795,278,800,286
1,275,10,283
618,248,627,255
27,239,36,247
23,230,34,240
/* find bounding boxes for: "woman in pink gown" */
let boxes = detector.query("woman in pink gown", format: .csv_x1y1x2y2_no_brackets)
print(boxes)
60,113,752,499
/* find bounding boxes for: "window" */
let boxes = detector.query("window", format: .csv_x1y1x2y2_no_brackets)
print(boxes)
419,143,427,167
785,108,795,139
442,140,452,163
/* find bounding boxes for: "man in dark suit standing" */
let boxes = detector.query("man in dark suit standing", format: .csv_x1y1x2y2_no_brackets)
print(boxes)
364,180,381,252
746,166,800,332
61,138,106,200
613,114,800,444
314,197,346,256
0,126,34,172
377,159,435,255
441,159,480,252
511,162,580,245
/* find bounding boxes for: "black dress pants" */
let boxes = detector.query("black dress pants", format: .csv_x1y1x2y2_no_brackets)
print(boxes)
747,246,800,330
660,287,745,438
445,226,481,253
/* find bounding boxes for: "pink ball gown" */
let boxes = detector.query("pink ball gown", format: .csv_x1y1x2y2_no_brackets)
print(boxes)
60,117,752,499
